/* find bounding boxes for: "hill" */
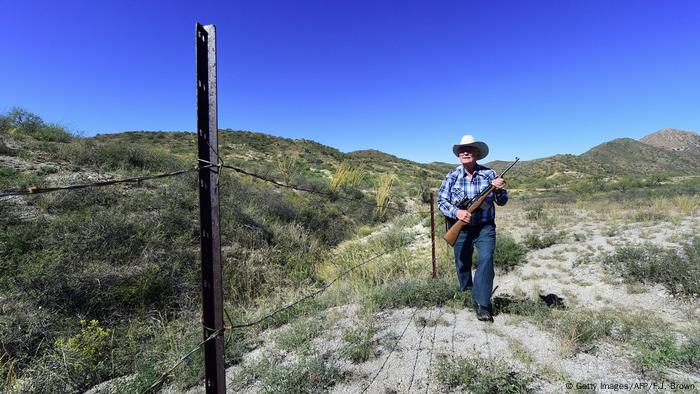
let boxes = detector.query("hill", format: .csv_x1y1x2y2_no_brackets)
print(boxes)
581,137,700,175
484,131,700,191
640,128,700,156
2,108,700,392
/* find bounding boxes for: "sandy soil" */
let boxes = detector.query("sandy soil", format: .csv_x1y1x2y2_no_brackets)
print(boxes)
179,207,700,393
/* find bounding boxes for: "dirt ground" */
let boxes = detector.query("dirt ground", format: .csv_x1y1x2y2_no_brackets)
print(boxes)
181,206,700,393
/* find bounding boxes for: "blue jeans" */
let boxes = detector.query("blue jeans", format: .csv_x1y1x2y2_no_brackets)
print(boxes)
453,222,496,307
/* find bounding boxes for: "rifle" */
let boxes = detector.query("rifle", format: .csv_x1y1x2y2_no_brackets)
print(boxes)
443,158,519,246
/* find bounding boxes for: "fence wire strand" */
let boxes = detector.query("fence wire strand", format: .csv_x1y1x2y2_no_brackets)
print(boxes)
2,148,442,392
221,163,431,215
141,238,412,392
228,239,409,330
141,327,225,394
0,164,215,198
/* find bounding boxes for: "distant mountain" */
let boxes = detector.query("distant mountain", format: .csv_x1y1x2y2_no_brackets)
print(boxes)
482,130,700,181
581,137,700,175
486,154,608,179
640,128,700,156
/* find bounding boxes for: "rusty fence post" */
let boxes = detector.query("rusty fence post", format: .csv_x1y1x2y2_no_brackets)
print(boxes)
196,22,225,394
430,191,437,278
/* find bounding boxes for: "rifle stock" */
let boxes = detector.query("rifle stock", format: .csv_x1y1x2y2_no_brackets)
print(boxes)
443,184,495,246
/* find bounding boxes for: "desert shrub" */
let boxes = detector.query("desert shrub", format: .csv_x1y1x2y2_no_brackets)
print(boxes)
493,234,527,271
371,277,459,309
631,210,668,222
606,176,650,192
636,329,700,375
342,321,377,363
15,319,117,393
3,108,73,142
0,167,44,191
436,355,532,393
570,178,603,194
34,187,122,213
523,230,566,250
31,123,74,143
0,141,15,156
54,320,112,388
232,356,340,393
524,204,546,221
496,296,552,317
276,155,299,184
274,317,323,353
55,140,182,172
548,309,620,353
0,114,11,131
2,180,203,323
602,239,700,296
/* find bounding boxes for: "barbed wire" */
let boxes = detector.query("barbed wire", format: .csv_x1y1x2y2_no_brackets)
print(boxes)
0,158,433,216
424,308,446,394
220,163,432,215
408,309,431,392
140,239,411,392
2,150,439,391
361,307,420,393
0,164,215,198
228,240,409,330
141,326,225,394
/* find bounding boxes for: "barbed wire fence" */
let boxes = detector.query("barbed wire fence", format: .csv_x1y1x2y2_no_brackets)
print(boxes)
1,153,445,392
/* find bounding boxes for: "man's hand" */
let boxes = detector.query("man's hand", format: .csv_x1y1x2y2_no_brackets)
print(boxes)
492,177,506,190
456,209,471,223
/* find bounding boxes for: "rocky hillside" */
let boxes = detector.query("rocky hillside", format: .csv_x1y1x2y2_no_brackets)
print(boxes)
641,128,700,156
485,130,700,186
581,137,700,175
2,108,700,392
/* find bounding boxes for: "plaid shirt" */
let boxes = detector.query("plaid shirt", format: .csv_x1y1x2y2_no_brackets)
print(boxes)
437,163,508,224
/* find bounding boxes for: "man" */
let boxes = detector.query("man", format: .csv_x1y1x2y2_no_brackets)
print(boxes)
437,135,508,322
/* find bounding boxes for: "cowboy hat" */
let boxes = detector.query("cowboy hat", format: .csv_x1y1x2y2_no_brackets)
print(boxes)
452,135,489,160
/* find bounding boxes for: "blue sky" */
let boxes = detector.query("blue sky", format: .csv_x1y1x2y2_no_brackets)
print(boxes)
2,0,700,163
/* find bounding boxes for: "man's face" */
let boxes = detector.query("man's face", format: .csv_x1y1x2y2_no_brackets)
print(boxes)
458,146,479,165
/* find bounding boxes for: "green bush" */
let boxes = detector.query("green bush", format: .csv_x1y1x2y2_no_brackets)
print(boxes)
493,234,527,271
232,356,340,393
274,317,323,353
0,114,11,131
602,239,700,296
54,320,112,387
635,332,700,376
3,108,73,142
341,322,377,363
371,277,460,309
0,168,45,191
523,230,566,250
55,140,182,172
0,141,15,156
436,355,532,393
524,204,546,221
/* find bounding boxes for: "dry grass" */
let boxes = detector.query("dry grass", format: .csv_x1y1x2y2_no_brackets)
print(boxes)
330,161,365,190
374,172,396,217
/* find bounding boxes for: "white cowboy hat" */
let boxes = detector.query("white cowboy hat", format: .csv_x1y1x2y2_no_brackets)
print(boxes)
452,135,489,160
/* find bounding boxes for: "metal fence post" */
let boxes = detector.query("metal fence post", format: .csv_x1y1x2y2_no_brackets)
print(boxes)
430,191,437,278
196,22,225,394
